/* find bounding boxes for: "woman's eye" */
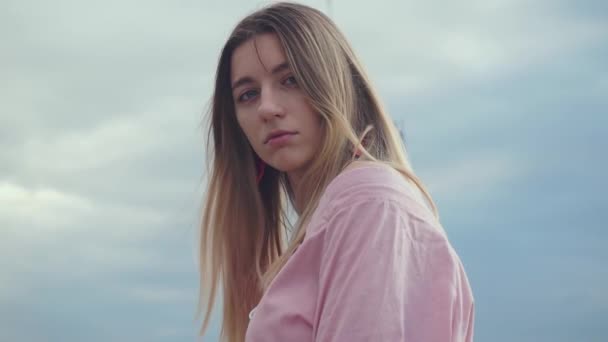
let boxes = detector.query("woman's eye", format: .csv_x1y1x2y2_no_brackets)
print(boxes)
238,90,258,102
283,76,297,86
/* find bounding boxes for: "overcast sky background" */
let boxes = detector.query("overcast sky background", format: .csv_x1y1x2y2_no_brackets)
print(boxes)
1,0,606,341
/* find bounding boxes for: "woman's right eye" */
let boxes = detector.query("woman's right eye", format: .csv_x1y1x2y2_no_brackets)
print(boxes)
238,90,258,102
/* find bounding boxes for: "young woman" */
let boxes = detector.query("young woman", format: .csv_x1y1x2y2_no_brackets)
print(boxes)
198,2,474,341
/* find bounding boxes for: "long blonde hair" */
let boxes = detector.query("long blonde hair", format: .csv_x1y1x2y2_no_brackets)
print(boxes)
198,2,439,341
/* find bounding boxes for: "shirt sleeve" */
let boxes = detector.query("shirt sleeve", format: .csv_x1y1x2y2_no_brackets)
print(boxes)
313,198,474,342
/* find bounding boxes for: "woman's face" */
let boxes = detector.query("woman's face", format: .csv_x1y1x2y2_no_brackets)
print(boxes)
231,33,322,179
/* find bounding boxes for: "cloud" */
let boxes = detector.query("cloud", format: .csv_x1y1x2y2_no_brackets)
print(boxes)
0,181,95,231
421,152,525,202
0,181,169,239
126,286,194,303
333,0,607,97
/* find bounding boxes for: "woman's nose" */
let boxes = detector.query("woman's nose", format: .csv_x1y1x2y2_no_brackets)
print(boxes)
257,88,285,120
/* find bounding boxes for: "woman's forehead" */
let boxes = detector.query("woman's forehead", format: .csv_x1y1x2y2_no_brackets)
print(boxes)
231,33,288,83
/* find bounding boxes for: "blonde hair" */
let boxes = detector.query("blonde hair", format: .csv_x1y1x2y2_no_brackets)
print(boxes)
198,2,439,341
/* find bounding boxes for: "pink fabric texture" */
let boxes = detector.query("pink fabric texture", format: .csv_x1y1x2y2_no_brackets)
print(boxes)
245,164,475,341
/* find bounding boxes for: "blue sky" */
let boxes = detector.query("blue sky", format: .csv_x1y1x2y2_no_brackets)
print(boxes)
1,0,606,341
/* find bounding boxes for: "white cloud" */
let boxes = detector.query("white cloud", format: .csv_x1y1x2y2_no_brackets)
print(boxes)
421,152,525,202
336,0,607,97
127,286,194,303
1,89,206,211
0,181,169,238
0,179,184,300
22,113,163,173
0,181,95,231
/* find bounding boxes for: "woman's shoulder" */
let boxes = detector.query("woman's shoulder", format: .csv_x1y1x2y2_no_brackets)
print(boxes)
317,161,432,220
325,161,401,195
303,161,446,244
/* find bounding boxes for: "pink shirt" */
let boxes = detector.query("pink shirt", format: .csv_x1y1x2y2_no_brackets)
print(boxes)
245,164,475,341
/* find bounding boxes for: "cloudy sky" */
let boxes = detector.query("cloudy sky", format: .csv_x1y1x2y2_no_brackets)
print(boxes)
1,0,606,341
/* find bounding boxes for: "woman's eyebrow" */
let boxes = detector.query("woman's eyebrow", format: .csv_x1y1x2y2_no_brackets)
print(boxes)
231,62,290,91
231,76,254,91
270,62,290,75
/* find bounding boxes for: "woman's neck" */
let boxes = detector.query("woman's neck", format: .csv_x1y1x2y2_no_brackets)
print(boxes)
286,170,303,214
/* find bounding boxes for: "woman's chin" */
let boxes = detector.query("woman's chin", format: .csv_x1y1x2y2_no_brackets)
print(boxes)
267,158,308,175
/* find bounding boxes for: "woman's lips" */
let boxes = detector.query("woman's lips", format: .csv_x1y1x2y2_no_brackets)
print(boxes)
267,132,297,147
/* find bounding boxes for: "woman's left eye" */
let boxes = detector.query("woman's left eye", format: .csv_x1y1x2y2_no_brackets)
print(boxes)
283,76,297,86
